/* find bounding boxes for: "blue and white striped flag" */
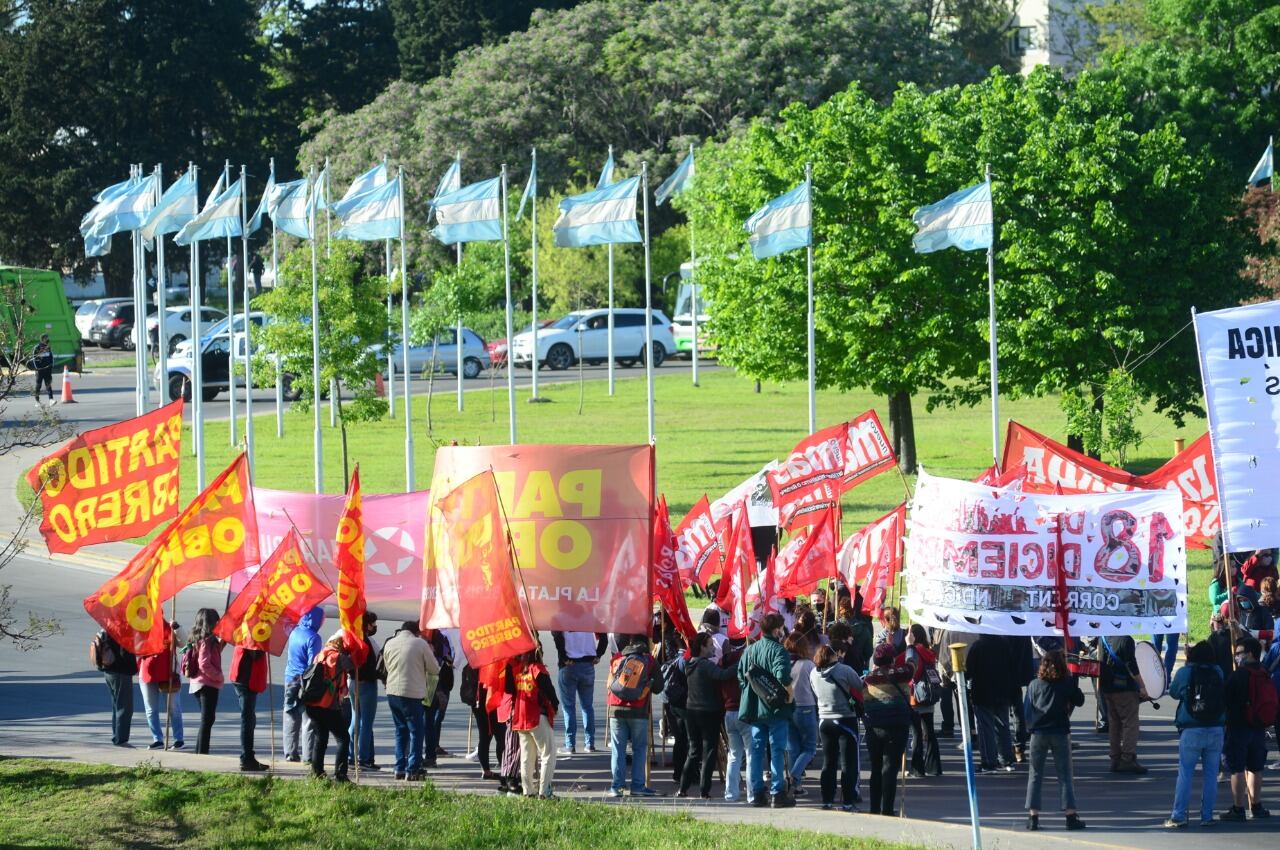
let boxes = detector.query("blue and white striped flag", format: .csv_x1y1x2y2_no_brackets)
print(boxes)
83,174,157,239
912,181,992,253
597,151,616,189
744,181,810,259
516,160,536,221
331,163,387,218
431,176,501,245
430,158,461,213
553,176,642,247
79,178,130,257
269,178,312,239
335,176,402,241
655,150,694,207
141,171,197,242
174,177,244,245
1247,140,1273,187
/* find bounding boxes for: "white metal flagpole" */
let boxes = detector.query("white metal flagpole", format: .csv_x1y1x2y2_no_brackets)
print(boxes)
805,161,816,435
190,162,206,489
154,164,167,411
383,155,395,419
132,165,147,417
456,152,464,413
270,157,283,438
399,170,413,492
985,162,1000,467
240,164,255,473
689,144,699,388
530,147,542,402
502,164,517,443
224,160,237,446
310,165,323,493
607,146,616,397
642,162,655,444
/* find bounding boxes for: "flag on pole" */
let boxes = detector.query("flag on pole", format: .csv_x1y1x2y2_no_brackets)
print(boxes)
430,176,501,245
553,176,642,247
744,181,811,259
269,178,312,239
655,149,694,206
911,181,993,253
1247,140,1274,187
81,174,157,255
331,163,388,218
714,498,756,639
174,177,244,245
653,496,697,640
516,160,536,221
308,168,328,228
334,176,402,241
597,151,616,189
430,158,462,212
335,468,368,666
247,170,276,235
141,171,197,242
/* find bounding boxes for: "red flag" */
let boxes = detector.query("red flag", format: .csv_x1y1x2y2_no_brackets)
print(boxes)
773,505,839,598
842,410,897,489
973,462,1027,487
837,504,905,616
433,471,536,668
715,499,755,639
335,468,368,666
673,495,721,588
83,453,258,655
653,496,697,640
214,530,333,655
767,422,846,529
1137,432,1218,549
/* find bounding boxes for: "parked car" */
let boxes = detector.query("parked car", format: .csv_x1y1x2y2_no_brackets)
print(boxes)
156,324,297,403
89,302,138,350
509,308,676,371
75,297,131,345
373,327,492,379
142,305,227,355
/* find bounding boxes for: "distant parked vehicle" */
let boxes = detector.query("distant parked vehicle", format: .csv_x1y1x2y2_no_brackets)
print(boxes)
156,316,293,403
75,298,130,345
373,327,492,380
89,302,137,350
142,305,227,355
487,319,553,367
509,308,676,371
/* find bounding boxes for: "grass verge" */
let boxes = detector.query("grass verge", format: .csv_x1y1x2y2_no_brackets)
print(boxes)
0,757,914,850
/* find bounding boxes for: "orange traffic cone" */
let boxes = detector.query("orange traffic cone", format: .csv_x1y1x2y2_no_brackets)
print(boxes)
60,366,77,404
374,370,385,398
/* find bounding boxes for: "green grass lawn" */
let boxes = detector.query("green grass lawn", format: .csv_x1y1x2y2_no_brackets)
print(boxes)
0,758,913,850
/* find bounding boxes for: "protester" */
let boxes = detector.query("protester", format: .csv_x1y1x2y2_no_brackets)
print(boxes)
678,632,738,799
785,632,818,795
904,624,941,777
863,642,914,815
720,638,751,803
344,612,380,771
737,613,796,808
967,633,1017,773
1153,630,1181,680
1209,556,1238,610
1259,577,1280,620
229,644,268,771
810,643,863,811
1166,641,1226,828
30,333,54,402
381,621,438,781
1264,636,1280,772
606,633,663,797
1023,650,1085,831
304,634,354,782
1099,635,1147,774
92,627,138,747
423,629,455,766
186,607,224,756
460,662,504,780
283,607,325,763
1006,635,1036,762
1207,614,1236,681
1241,550,1278,594
496,663,524,795
794,608,822,650
508,646,559,799
654,614,689,784
551,630,607,756
935,628,975,739
1221,636,1275,820
137,620,183,750
875,607,906,655
698,609,727,662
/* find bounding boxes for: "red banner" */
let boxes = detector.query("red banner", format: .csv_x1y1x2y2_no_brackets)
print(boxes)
26,400,183,554
974,462,1027,487
1001,421,1217,549
83,454,258,655
837,503,905,615
433,471,536,668
653,497,696,640
673,495,720,587
335,469,369,665
715,499,755,639
842,410,897,489
214,530,332,655
773,505,839,598
422,444,654,634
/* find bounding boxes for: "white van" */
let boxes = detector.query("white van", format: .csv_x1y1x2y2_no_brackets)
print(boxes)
509,308,677,371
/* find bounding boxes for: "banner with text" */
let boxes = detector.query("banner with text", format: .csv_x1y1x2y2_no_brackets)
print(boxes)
838,504,906,615
904,469,1186,636
214,530,332,654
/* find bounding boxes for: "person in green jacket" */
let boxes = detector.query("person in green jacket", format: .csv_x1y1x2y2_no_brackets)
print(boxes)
737,613,796,809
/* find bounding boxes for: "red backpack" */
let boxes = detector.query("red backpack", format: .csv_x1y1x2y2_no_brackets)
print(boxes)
1245,665,1278,729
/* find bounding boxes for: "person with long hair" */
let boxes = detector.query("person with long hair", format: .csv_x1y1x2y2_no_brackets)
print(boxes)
186,608,224,755
862,642,914,815
1024,650,1085,831
905,624,941,776
678,631,738,799
810,643,864,811
785,632,818,795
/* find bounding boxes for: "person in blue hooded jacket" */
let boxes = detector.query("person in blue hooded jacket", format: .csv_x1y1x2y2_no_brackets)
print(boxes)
284,607,325,762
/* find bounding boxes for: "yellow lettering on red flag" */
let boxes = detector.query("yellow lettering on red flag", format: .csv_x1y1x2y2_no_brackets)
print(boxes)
335,468,368,664
215,530,333,655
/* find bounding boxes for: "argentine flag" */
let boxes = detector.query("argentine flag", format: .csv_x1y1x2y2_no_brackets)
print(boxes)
174,177,244,246
83,174,157,239
597,151,616,189
744,181,810,259
912,181,992,253
655,150,694,207
331,163,387,218
553,176,642,247
247,171,276,235
141,171,197,242
516,160,536,221
430,159,462,212
80,178,130,256
336,176,402,241
431,176,501,245
1247,140,1273,187
269,178,312,240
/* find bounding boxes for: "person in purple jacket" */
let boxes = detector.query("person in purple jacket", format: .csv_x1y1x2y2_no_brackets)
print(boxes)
187,608,224,755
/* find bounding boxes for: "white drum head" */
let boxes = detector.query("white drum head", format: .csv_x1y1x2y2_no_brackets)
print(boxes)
1134,639,1167,700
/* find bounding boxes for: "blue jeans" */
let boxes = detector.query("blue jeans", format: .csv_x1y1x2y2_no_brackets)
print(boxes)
140,681,184,744
1153,633,1180,677
1025,732,1075,811
724,710,751,801
388,694,425,776
1171,725,1223,823
104,672,134,746
233,684,258,764
347,680,378,765
749,717,790,798
558,662,596,749
609,716,649,791
423,701,440,763
788,705,818,780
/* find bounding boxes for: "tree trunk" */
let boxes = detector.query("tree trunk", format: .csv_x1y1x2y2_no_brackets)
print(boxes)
1067,433,1084,453
888,392,916,473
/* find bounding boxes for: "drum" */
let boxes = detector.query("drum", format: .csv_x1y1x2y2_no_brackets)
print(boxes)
1066,655,1100,678
1134,639,1167,701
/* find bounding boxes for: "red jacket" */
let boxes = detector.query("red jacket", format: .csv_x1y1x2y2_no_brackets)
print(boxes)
139,624,179,686
508,659,556,731
231,647,268,694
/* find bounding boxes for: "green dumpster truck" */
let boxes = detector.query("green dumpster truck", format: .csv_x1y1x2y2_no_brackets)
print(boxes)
0,266,84,372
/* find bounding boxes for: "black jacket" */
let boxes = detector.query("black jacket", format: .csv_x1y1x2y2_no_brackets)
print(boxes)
967,634,1018,707
1024,678,1084,735
1098,636,1138,694
685,655,737,711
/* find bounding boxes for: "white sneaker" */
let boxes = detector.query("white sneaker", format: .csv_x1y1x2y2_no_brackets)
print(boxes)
464,749,479,762
557,747,575,757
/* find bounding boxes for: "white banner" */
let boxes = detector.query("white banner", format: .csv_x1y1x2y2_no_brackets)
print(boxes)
1193,299,1280,553
905,469,1186,636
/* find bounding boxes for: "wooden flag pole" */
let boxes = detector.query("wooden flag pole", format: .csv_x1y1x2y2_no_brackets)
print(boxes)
268,660,277,771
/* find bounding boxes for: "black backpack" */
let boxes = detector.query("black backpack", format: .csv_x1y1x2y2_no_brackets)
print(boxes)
1187,664,1225,724
298,661,334,705
90,630,119,671
661,657,688,708
746,662,790,711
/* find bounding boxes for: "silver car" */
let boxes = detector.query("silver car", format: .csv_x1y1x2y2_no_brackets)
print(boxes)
374,327,492,380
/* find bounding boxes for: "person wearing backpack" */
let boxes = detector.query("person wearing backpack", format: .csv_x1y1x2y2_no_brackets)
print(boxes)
186,608,224,756
342,612,381,772
737,613,796,809
1165,641,1227,827
304,634,355,782
1263,636,1280,772
678,632,738,799
93,628,138,747
507,646,560,798
810,643,864,811
904,624,942,777
606,633,663,797
283,606,325,763
381,622,439,781
1023,650,1086,831
137,620,184,750
1221,636,1275,820
656,617,690,784
229,645,268,771
551,630,607,757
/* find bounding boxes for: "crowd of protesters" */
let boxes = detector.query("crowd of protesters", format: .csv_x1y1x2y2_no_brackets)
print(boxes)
90,547,1280,828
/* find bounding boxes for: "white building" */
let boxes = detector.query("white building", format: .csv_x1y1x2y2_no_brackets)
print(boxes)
1008,0,1097,76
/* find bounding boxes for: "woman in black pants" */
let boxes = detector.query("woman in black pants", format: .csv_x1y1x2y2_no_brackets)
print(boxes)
186,608,224,755
861,642,915,815
809,644,864,810
677,632,738,798
461,664,505,781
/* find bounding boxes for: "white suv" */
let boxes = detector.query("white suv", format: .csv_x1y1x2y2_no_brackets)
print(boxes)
510,308,677,371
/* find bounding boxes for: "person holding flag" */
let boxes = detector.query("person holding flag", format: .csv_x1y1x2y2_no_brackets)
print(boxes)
229,644,268,772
